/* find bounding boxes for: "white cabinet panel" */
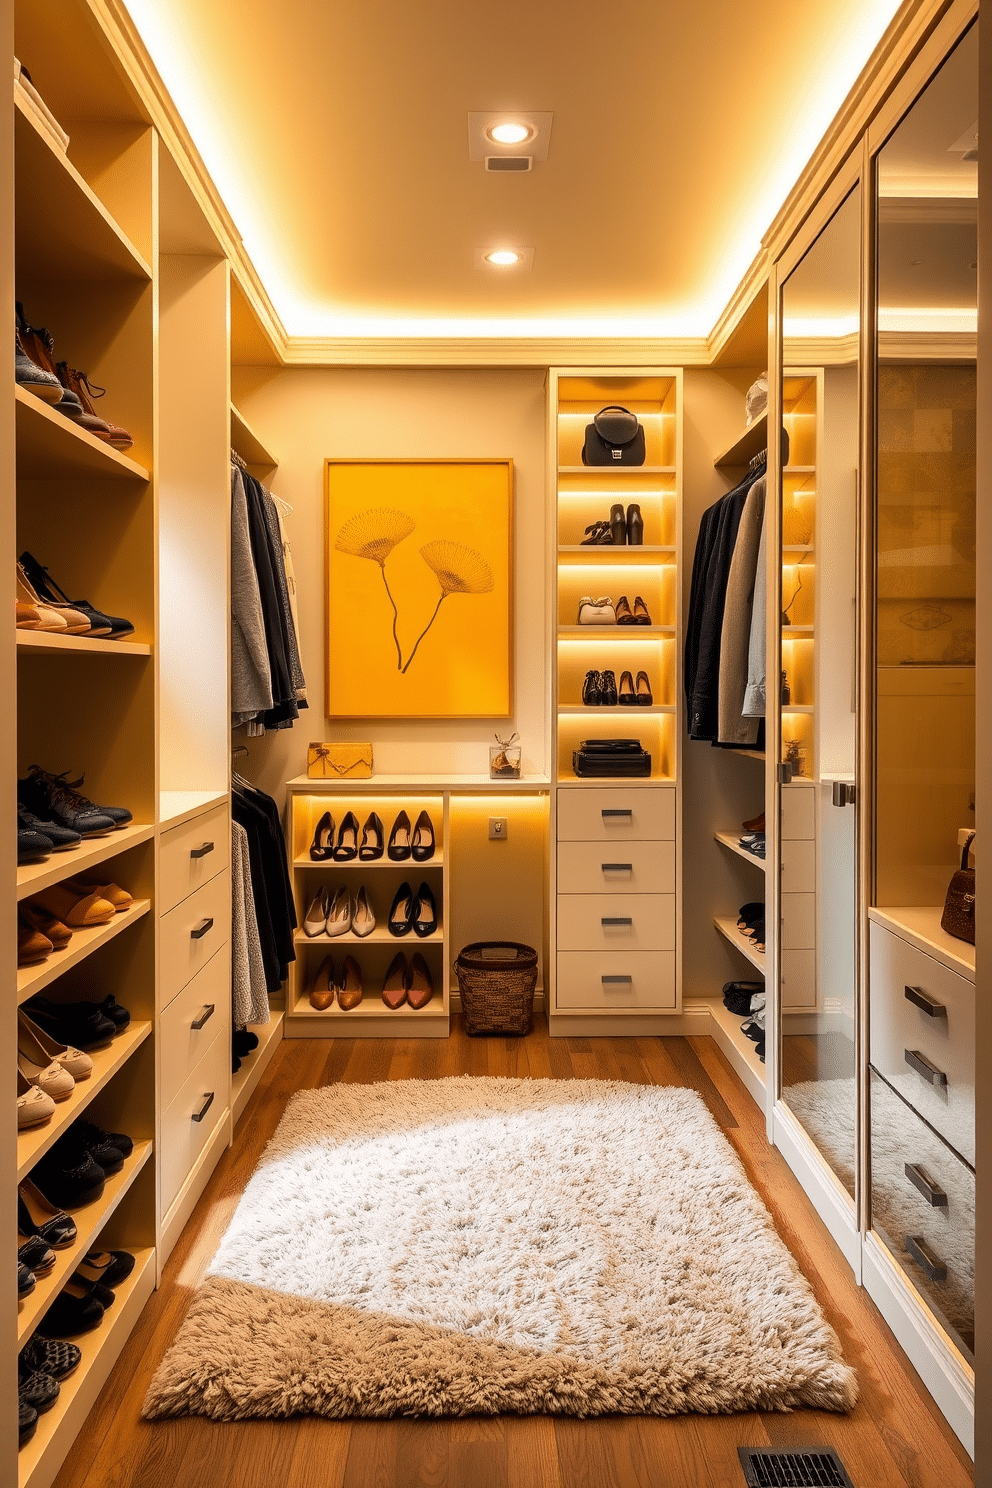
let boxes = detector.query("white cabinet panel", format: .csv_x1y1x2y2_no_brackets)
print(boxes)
159,803,229,914
557,893,675,952
557,951,676,1009
160,871,230,1007
556,786,674,842
557,839,675,895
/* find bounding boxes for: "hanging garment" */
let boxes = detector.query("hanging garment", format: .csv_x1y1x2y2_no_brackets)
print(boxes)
275,506,306,703
718,475,766,745
240,468,298,734
259,481,307,707
743,502,768,718
232,783,296,991
231,820,269,1026
231,465,273,727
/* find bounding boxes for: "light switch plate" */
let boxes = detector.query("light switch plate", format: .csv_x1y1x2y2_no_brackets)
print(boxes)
489,817,507,840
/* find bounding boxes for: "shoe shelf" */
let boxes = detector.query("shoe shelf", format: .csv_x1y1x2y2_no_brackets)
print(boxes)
17,825,155,902
289,993,446,1023
714,916,766,975
294,927,443,946
558,704,675,715
294,853,445,869
16,631,152,657
557,545,676,556
16,1139,153,1348
557,625,675,636
14,388,150,482
17,1021,152,1182
14,97,152,282
17,1245,156,1488
285,773,551,792
557,465,676,475
17,899,151,1005
714,832,767,872
232,1010,285,1125
703,996,767,1101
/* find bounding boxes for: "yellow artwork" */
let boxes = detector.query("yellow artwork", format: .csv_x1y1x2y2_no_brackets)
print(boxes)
325,459,513,718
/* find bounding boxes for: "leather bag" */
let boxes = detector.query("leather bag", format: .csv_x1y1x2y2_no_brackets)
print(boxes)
940,831,976,945
581,406,646,466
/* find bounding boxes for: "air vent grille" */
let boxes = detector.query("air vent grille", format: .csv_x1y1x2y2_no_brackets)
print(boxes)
738,1447,854,1488
485,155,532,172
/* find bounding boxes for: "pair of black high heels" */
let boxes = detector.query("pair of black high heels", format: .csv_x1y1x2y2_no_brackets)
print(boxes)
388,880,438,938
309,809,435,863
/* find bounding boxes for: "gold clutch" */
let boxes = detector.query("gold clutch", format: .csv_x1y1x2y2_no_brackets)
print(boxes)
307,743,373,780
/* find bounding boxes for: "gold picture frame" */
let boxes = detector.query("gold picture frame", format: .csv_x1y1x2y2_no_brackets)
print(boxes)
325,458,513,719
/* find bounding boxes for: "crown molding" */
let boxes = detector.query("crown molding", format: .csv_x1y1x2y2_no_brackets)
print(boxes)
279,336,711,369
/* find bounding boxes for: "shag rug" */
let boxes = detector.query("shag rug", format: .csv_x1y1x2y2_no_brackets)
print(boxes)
143,1077,857,1421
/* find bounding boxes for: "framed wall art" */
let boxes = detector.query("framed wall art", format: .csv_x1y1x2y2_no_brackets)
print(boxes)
325,458,513,718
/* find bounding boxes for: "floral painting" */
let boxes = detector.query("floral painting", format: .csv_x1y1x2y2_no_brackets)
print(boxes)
325,459,513,718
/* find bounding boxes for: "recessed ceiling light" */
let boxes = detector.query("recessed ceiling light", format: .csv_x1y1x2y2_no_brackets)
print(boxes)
487,122,533,146
485,248,522,266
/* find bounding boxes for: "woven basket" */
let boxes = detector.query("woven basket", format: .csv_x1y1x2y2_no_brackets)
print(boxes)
454,941,538,1037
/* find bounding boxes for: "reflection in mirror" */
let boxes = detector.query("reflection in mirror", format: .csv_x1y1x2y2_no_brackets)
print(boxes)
778,185,860,1198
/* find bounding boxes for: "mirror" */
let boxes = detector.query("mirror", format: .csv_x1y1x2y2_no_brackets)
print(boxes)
777,186,861,1197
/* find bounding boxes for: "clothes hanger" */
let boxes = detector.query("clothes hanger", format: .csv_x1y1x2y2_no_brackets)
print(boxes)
230,448,249,472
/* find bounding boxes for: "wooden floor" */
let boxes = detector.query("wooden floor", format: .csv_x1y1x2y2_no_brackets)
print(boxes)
52,1016,974,1488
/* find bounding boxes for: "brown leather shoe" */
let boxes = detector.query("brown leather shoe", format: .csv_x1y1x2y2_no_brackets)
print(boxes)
54,364,115,442
308,956,335,1011
381,952,408,1009
406,953,434,1010
337,955,363,1010
20,903,72,949
742,812,766,833
18,919,53,966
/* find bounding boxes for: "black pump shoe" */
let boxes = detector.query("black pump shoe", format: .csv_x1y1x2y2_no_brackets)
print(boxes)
618,670,636,705
387,881,414,937
609,504,627,545
600,669,618,706
387,810,412,861
411,810,436,862
582,670,603,706
332,811,359,862
359,812,384,861
635,669,653,705
412,881,438,938
625,504,643,545
309,810,335,861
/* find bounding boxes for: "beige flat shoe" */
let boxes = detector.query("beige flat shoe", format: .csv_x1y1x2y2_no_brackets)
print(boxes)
337,955,363,1010
19,902,72,948
65,877,133,911
308,956,336,1010
18,1049,73,1103
17,1070,55,1129
32,883,116,927
18,919,53,966
18,1011,92,1082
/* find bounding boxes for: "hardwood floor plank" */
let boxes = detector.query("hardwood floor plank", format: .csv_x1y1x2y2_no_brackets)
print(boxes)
504,1418,562,1488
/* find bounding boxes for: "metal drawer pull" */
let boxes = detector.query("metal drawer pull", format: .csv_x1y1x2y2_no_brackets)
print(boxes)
192,1091,215,1123
601,917,633,927
191,1004,215,1031
601,863,633,873
190,841,215,859
190,917,214,940
905,1233,947,1282
601,808,632,818
904,1163,948,1207
602,974,633,985
904,984,946,1017
904,1048,946,1086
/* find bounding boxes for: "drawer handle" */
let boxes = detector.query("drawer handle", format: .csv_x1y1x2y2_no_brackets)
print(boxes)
904,1163,948,1207
602,974,633,985
905,1233,947,1282
192,1091,215,1123
905,984,946,1018
191,917,214,941
191,1004,216,1031
601,809,633,818
190,841,215,860
601,863,633,873
601,917,633,927
904,1048,946,1086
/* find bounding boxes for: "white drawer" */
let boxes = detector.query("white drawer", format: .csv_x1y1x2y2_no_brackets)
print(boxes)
781,839,815,893
160,948,231,1110
781,786,814,839
557,786,674,843
557,840,674,895
870,1070,974,1352
557,951,676,1009
160,1025,229,1214
160,871,230,1005
159,804,230,914
782,892,815,950
782,948,816,1010
557,893,674,952
870,923,974,1164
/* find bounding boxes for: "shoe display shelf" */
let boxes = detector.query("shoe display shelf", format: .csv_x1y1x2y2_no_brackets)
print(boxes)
285,785,450,1038
232,1006,285,1125
548,370,683,1034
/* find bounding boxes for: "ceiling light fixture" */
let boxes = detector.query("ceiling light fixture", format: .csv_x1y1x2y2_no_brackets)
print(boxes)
487,121,533,146
485,248,522,266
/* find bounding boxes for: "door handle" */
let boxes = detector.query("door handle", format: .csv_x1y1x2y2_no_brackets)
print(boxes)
601,863,633,873
831,781,856,807
602,974,633,985
190,842,215,859
601,917,633,927
904,1163,948,1207
905,1234,947,1282
192,1091,215,1123
904,1048,946,1086
601,808,632,818
904,985,946,1017
191,917,214,940
191,1004,215,1031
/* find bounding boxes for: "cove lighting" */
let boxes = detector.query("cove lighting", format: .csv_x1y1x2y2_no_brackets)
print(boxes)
487,122,533,145
485,249,522,266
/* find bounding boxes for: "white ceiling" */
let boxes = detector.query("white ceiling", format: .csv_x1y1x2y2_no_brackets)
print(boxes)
126,0,910,339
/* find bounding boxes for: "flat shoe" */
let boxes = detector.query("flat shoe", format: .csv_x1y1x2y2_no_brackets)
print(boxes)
337,955,363,1010
307,956,336,1010
18,1182,76,1248
382,952,408,1009
30,884,115,927
17,1051,75,1103
407,952,435,1010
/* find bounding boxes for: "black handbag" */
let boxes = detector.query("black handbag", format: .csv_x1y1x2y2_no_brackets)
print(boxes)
940,831,976,945
581,406,646,466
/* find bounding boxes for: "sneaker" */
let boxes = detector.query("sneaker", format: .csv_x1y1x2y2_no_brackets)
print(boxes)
15,333,63,403
17,808,53,863
20,1336,82,1382
18,804,81,853
19,768,117,836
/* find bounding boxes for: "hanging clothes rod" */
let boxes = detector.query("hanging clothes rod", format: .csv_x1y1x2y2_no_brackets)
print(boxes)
230,447,249,472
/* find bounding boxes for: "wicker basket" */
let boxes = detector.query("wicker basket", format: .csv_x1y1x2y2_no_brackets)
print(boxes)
454,941,538,1036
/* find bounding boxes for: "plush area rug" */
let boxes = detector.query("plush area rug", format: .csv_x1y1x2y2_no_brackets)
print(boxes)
143,1077,857,1421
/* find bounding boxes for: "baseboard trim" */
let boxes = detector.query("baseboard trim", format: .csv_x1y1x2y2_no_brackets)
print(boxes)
771,1100,861,1277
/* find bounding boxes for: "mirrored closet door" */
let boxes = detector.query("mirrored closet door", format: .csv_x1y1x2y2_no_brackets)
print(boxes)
777,185,862,1199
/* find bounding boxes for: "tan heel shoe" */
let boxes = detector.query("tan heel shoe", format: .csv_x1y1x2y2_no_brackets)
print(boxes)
308,956,336,1011
18,1011,92,1081
381,952,408,1009
337,955,363,1010
351,886,375,938
407,953,434,1010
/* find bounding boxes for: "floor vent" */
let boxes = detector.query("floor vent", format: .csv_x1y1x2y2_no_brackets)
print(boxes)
738,1447,854,1487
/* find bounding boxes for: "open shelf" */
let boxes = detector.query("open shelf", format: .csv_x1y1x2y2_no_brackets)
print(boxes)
14,97,152,282
159,790,229,829
16,1140,153,1347
783,704,815,714
558,625,674,636
558,705,674,715
17,825,154,902
16,631,151,657
17,900,151,1004
703,996,766,1102
17,1022,152,1181
294,853,444,869
714,831,767,871
295,927,443,946
15,388,150,482
557,773,674,788
714,916,766,973
232,1010,284,1124
230,402,279,474
557,545,676,556
714,413,767,469
557,465,676,475
288,993,445,1023
286,774,550,792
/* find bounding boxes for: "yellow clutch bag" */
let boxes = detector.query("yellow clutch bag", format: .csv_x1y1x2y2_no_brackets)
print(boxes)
307,743,373,780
